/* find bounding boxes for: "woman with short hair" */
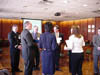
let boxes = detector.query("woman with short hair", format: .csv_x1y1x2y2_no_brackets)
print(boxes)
39,22,57,75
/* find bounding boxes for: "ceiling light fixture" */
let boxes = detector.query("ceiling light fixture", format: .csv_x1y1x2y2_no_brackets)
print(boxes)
64,0,69,3
83,4,88,7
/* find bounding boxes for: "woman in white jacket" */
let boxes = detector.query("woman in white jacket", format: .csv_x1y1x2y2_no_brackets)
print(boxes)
67,26,85,75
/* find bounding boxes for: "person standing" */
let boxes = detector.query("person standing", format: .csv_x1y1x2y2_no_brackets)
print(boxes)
39,22,57,75
32,25,40,70
67,26,85,75
21,21,36,75
8,25,22,74
93,28,100,75
53,25,64,71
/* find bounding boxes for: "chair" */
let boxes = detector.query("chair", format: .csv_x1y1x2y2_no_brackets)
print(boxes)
85,48,92,61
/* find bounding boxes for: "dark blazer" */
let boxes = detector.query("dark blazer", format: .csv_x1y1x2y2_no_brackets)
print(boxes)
53,32,64,50
21,29,36,61
93,35,100,55
8,31,20,53
59,33,64,45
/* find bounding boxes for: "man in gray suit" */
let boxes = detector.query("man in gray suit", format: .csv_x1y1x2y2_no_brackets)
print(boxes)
21,21,36,75
93,28,100,75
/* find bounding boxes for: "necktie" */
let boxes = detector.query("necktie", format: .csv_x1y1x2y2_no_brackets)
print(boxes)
34,33,37,40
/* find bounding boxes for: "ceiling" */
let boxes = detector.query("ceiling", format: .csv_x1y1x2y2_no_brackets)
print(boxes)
0,0,100,21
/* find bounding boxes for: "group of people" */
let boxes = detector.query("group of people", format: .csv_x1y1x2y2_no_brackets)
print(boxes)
8,21,64,75
8,21,100,75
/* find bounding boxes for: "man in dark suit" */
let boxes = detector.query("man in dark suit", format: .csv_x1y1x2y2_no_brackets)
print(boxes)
93,28,100,75
53,25,64,71
32,25,40,70
8,25,22,74
21,21,36,75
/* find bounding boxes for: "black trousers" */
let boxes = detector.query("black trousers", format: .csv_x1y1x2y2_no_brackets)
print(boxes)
69,50,72,72
10,50,20,72
71,53,84,75
34,47,40,68
55,50,60,69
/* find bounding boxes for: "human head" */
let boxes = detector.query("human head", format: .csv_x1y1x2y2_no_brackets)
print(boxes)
44,22,53,32
24,21,32,30
71,25,80,35
12,24,18,33
53,25,59,33
33,25,38,33
97,28,100,35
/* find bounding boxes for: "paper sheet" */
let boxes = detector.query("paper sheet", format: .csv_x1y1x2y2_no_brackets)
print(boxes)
65,40,73,50
57,37,62,44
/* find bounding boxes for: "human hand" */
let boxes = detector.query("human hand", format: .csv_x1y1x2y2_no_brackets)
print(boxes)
98,47,100,50
18,45,22,50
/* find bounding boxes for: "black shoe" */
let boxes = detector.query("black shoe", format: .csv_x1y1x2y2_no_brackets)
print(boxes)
56,68,62,71
94,73,98,75
35,67,40,70
15,69,23,72
12,72,16,75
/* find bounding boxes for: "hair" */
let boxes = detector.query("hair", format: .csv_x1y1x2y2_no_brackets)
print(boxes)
24,21,31,27
54,25,59,29
33,25,38,28
44,22,53,32
71,25,81,38
12,24,18,29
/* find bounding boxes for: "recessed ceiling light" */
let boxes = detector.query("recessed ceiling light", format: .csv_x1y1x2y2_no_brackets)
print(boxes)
83,4,88,7
64,0,69,3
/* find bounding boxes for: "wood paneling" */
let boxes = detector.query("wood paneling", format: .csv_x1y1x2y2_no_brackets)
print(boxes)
87,18,95,41
0,19,23,40
18,20,23,33
0,19,1,39
0,17,100,42
61,21,73,40
74,20,81,25
2,19,12,40
81,19,88,40
95,17,100,34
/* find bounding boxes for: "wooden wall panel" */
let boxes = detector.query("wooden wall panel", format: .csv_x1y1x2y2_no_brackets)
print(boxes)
0,18,99,42
61,21,74,40
0,19,23,40
68,21,74,34
18,20,23,33
81,19,88,40
87,18,95,41
64,21,72,40
74,20,81,25
41,21,46,32
95,17,100,34
60,21,68,40
2,19,12,40
11,19,19,25
0,19,1,39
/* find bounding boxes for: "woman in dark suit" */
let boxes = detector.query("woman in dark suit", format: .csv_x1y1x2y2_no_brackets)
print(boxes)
39,22,57,75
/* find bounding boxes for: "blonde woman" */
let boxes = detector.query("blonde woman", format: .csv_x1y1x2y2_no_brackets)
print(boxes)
67,26,85,75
